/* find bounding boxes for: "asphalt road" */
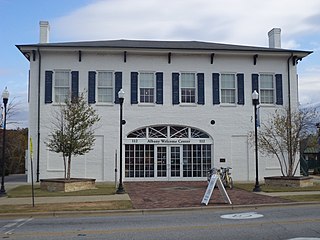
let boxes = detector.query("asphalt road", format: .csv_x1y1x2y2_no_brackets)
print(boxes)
0,204,320,240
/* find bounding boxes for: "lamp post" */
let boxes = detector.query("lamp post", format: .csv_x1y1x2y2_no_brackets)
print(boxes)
1,87,9,196
116,89,125,194
252,90,261,192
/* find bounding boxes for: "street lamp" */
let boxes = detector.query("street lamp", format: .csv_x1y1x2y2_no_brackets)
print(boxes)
252,90,261,192
116,89,125,194
1,87,9,196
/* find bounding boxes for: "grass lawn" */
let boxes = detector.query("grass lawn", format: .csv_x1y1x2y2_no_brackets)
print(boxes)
281,195,320,202
0,201,133,214
7,183,117,198
0,183,133,214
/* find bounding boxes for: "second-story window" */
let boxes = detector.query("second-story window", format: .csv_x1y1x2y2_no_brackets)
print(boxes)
181,72,196,103
97,71,113,103
54,70,70,103
260,74,274,104
139,72,155,103
221,73,236,104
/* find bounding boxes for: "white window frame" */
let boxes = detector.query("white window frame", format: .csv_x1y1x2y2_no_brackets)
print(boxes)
53,69,71,103
259,73,275,104
180,72,197,104
139,71,155,104
220,73,236,104
96,71,114,104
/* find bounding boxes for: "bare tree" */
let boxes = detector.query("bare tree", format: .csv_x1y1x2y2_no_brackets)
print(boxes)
0,97,24,128
256,107,318,177
45,92,100,180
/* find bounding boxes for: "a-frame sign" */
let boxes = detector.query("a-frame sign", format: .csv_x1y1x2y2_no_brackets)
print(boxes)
201,174,232,205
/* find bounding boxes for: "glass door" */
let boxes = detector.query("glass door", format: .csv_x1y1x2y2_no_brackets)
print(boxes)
170,146,181,177
156,146,167,178
156,146,182,179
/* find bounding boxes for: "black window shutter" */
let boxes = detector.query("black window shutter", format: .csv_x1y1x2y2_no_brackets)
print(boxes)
45,71,53,104
172,73,180,105
237,73,245,105
197,73,205,105
275,74,283,105
114,72,122,104
252,74,259,93
156,72,163,104
131,72,138,104
71,71,79,101
88,71,96,104
212,73,220,105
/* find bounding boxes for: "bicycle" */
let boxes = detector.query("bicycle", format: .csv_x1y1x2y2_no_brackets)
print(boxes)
220,167,233,189
207,167,233,189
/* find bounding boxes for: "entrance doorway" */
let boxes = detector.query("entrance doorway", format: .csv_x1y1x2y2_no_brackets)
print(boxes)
156,146,182,179
124,125,213,180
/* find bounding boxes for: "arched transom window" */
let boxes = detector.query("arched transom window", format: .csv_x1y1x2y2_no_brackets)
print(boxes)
127,125,211,140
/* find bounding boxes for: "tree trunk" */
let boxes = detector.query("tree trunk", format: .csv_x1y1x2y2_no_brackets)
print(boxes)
63,155,67,179
67,155,72,180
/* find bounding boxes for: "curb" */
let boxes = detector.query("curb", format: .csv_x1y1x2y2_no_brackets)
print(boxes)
0,201,319,218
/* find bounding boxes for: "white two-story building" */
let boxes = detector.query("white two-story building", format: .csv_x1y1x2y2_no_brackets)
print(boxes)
17,22,311,182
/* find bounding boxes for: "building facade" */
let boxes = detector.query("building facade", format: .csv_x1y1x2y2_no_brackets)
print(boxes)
17,22,311,182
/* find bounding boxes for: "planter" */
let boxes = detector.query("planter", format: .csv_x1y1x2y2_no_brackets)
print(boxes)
264,176,313,188
40,178,96,192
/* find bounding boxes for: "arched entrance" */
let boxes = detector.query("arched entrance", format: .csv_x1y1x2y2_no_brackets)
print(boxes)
124,125,213,180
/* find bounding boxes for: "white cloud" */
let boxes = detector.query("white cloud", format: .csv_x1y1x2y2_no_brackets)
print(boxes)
299,72,320,105
52,0,320,46
51,0,320,106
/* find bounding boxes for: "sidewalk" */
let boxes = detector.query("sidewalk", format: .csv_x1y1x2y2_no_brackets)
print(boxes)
0,175,319,210
257,191,320,197
124,181,294,209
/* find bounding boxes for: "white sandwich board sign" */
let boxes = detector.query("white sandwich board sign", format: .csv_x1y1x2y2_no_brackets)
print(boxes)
201,174,232,205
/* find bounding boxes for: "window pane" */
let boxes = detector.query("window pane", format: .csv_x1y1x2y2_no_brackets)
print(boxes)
55,71,69,87
181,73,196,103
260,89,274,104
98,72,113,87
221,74,235,88
54,71,70,103
260,74,274,104
181,73,195,87
221,89,236,103
145,145,154,177
221,74,236,104
140,73,154,88
260,74,273,88
97,71,113,103
140,88,154,103
183,145,192,177
98,88,113,102
139,72,155,103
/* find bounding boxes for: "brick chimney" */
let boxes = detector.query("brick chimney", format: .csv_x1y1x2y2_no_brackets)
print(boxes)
268,28,281,48
39,21,50,43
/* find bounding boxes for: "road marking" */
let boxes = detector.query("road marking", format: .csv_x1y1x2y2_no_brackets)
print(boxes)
221,212,264,220
1,218,33,235
287,238,320,240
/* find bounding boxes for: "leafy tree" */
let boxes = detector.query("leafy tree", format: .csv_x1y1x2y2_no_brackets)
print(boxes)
45,93,100,180
1,96,27,175
256,107,318,177
0,128,28,175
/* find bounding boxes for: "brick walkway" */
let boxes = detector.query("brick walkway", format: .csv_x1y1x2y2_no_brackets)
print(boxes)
125,181,292,209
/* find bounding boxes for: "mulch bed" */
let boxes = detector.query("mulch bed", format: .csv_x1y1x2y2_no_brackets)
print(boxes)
125,181,292,209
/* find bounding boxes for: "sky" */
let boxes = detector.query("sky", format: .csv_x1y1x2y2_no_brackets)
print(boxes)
1,0,320,128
